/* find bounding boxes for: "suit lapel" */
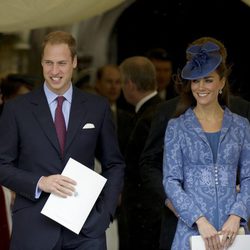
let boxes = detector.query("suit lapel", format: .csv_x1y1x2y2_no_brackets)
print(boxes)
29,86,88,156
29,87,61,154
64,87,87,153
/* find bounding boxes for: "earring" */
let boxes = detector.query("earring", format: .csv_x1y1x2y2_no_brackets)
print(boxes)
219,89,222,94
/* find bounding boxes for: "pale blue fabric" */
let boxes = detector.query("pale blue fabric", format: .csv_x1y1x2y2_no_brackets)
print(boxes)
163,107,250,250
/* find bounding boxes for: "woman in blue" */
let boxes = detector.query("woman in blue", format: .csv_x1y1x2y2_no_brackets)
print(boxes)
163,37,250,250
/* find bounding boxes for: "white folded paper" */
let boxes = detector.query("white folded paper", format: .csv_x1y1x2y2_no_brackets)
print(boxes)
41,157,107,234
190,234,250,250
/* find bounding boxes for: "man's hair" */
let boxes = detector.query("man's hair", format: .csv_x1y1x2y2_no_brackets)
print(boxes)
41,31,77,59
145,48,172,62
120,56,157,91
96,64,120,81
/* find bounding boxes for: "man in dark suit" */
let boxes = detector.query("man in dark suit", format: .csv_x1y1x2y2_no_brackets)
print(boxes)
146,48,178,101
119,56,163,250
140,95,250,250
94,64,133,155
94,64,133,249
0,31,125,250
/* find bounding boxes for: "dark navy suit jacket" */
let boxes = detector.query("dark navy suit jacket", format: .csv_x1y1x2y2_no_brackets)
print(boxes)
0,86,125,250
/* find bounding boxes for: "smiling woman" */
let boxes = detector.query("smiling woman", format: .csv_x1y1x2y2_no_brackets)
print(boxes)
162,36,250,250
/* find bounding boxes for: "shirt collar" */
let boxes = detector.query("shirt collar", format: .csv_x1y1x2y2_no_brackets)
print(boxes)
43,83,73,104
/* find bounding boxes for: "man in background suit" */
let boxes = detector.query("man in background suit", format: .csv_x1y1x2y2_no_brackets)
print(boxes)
140,94,250,250
119,56,163,250
0,73,35,250
94,64,133,250
146,48,178,101
0,31,125,250
95,64,132,155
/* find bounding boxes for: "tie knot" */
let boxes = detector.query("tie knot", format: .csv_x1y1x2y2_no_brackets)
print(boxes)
57,96,65,106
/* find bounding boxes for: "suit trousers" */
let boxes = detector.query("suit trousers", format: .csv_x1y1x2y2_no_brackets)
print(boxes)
53,227,107,250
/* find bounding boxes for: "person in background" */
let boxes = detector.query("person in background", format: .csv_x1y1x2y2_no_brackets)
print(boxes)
0,30,125,250
0,74,34,101
95,64,132,154
139,95,179,250
146,48,178,100
0,85,3,113
95,65,121,109
0,73,35,114
0,73,35,250
119,56,163,250
0,185,10,250
0,85,7,250
74,68,97,94
163,37,250,250
94,64,133,250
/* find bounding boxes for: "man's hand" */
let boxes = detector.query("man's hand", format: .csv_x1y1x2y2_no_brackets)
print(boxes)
38,174,77,198
165,199,178,217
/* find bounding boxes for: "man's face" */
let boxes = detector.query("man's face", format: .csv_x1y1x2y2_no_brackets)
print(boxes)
151,59,172,92
96,66,121,104
41,43,77,95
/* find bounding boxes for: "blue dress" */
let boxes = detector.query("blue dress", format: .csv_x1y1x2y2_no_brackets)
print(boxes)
162,107,250,250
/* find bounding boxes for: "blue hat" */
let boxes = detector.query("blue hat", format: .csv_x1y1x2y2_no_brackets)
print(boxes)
181,41,222,80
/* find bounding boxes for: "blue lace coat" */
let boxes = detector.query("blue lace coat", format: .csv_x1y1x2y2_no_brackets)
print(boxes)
163,107,250,250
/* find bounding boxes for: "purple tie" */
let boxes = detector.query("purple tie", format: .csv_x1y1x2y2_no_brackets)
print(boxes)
55,96,66,155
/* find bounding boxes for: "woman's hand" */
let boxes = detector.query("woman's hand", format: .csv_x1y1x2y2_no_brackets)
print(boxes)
220,214,240,249
196,216,222,250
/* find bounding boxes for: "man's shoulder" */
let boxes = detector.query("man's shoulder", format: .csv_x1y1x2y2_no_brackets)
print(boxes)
152,96,179,122
140,94,163,113
73,87,108,106
5,90,33,107
158,96,179,110
228,95,250,121
229,95,249,106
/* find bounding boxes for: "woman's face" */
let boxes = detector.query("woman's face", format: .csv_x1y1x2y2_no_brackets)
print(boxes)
191,71,225,107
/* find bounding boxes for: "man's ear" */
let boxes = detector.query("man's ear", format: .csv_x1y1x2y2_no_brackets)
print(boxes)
128,80,136,91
